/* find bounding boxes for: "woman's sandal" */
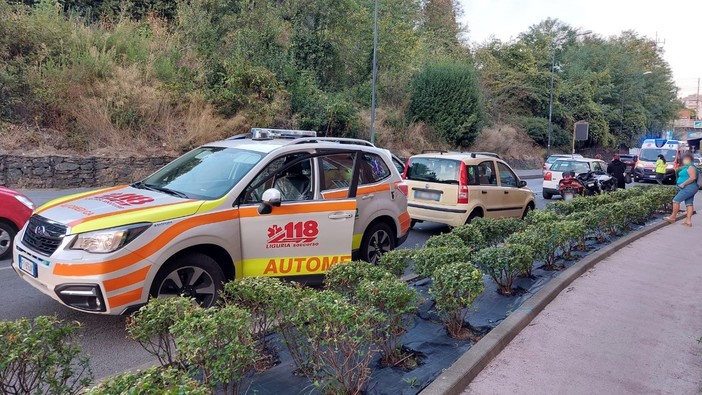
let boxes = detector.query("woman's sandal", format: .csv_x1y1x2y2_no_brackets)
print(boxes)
682,222,693,227
665,217,675,224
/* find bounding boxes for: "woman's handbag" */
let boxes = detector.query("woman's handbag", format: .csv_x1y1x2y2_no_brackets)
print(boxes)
625,173,632,184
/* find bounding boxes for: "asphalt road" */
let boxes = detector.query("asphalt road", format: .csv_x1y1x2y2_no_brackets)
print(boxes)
1,178,548,379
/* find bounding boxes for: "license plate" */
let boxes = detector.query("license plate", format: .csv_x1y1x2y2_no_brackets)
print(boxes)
414,190,441,201
647,175,656,179
18,255,37,278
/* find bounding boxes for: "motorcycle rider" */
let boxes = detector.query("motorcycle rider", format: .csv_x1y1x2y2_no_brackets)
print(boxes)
607,154,627,189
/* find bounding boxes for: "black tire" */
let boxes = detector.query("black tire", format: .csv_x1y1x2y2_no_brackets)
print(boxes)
359,222,396,264
543,191,553,200
0,221,17,261
522,204,534,219
150,252,225,308
466,209,483,224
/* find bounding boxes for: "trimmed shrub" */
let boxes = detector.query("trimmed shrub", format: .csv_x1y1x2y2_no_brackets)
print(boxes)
505,224,560,267
0,316,93,395
425,232,466,249
429,262,485,339
221,277,291,352
126,296,196,368
272,284,318,377
171,306,255,395
356,277,418,365
85,367,208,395
324,260,391,297
474,244,534,294
412,246,472,278
471,217,524,247
524,209,559,226
451,224,486,251
407,61,485,146
377,248,413,277
293,290,381,394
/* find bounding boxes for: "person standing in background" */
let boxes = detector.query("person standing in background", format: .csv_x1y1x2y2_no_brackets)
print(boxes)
655,154,666,185
607,154,627,189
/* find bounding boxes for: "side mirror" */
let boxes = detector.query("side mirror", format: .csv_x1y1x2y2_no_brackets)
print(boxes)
259,188,282,214
518,180,527,188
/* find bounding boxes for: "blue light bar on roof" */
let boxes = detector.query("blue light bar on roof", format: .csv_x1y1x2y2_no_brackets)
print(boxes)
251,128,317,140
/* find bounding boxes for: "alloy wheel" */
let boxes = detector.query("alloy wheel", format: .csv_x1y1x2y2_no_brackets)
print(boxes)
367,229,392,264
157,266,216,307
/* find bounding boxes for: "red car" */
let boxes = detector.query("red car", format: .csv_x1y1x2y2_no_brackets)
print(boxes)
0,187,34,260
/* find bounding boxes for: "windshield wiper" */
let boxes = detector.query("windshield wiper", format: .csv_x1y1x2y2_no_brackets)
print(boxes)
132,182,189,199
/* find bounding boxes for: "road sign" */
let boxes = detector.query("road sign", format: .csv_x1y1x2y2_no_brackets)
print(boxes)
574,121,589,141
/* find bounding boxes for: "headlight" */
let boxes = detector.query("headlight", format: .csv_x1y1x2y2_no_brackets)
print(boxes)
70,224,151,254
14,195,34,210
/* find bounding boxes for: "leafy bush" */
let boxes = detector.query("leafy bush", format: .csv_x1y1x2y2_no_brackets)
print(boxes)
451,224,487,251
377,248,413,277
474,244,534,294
171,306,255,395
0,316,93,395
505,224,560,267
221,277,291,353
471,217,524,247
425,232,466,249
271,284,318,377
126,297,196,367
524,209,560,226
356,277,418,365
412,246,472,278
324,260,390,297
293,290,381,394
429,262,485,339
407,61,485,146
86,367,207,395
521,116,569,147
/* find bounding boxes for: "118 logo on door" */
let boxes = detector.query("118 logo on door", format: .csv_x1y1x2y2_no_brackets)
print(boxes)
267,221,319,248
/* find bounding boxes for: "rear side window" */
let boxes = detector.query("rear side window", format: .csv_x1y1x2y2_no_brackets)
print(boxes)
360,154,391,184
551,160,591,173
406,158,460,184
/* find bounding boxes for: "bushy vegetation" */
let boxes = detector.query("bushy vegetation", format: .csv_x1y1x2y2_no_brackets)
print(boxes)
0,2,679,157
86,367,208,395
429,262,485,339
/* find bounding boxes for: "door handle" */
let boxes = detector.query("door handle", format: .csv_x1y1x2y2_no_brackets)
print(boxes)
328,212,353,220
481,191,488,194
361,194,375,200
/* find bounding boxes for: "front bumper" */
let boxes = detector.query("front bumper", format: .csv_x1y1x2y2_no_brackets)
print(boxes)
12,230,153,315
633,168,674,182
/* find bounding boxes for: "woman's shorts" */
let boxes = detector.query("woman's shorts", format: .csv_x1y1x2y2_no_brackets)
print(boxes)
673,183,698,206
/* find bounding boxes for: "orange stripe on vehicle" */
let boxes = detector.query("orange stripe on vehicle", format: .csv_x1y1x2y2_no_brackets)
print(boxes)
322,183,391,199
53,209,240,276
398,211,411,222
35,186,126,214
67,200,196,227
239,201,356,218
108,287,143,309
103,266,151,292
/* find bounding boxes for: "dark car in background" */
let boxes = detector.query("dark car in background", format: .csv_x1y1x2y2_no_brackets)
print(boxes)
618,154,638,174
0,186,34,260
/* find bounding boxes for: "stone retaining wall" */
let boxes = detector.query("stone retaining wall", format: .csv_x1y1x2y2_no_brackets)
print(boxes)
0,155,175,188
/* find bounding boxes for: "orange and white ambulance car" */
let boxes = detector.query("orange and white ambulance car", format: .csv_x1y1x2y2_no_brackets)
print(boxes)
12,129,410,314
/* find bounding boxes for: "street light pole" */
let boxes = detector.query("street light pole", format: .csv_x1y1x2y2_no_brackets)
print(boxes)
546,46,556,158
546,30,591,158
369,0,379,145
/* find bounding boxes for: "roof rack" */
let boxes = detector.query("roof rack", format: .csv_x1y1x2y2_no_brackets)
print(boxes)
421,149,450,154
288,137,375,147
471,152,501,159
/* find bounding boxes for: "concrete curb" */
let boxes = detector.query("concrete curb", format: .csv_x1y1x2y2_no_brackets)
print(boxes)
419,217,675,395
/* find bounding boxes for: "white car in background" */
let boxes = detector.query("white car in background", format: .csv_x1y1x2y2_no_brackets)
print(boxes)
543,154,583,175
542,157,607,199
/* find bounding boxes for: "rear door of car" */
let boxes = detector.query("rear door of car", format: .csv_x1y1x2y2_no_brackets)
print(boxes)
405,156,461,208
471,159,502,218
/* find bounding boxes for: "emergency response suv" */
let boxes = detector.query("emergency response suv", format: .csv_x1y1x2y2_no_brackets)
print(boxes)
12,129,410,315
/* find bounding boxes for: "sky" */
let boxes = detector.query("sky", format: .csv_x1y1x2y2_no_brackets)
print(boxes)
459,0,702,98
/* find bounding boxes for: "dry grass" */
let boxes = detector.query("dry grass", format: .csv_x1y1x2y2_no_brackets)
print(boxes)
359,108,447,157
469,124,544,161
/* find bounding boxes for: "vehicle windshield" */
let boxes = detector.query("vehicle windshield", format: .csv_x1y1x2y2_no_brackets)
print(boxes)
139,147,264,200
639,148,676,162
551,160,590,173
407,158,460,184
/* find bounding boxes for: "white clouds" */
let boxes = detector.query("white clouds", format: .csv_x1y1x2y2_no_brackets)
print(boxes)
459,0,702,96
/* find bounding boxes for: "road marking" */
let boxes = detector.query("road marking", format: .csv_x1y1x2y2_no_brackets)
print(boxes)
0,266,14,271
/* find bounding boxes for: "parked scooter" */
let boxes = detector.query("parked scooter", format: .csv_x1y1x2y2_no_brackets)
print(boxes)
558,171,584,200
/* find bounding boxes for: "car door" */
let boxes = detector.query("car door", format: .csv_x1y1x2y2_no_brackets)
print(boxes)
320,151,393,252
496,162,526,218
474,160,502,218
237,151,357,278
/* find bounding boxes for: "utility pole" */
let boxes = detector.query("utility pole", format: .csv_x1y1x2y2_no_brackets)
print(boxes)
369,0,379,145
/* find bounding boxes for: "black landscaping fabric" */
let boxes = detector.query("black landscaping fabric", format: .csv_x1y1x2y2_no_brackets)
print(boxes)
243,217,657,395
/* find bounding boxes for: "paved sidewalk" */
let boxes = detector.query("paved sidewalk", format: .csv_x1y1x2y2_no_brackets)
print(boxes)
464,222,702,395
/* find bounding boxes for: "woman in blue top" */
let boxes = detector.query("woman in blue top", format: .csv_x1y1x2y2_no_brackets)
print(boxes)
666,152,698,227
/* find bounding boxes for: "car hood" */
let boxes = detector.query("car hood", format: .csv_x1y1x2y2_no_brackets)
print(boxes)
34,185,207,234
